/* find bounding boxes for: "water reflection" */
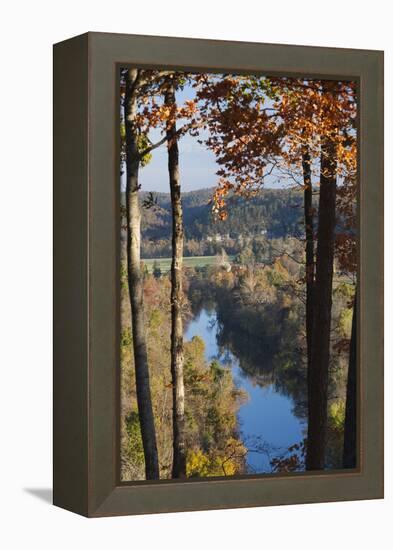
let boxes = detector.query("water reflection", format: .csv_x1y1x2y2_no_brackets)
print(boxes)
185,308,307,473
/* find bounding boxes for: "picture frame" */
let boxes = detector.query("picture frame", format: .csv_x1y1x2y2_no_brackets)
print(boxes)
53,32,383,517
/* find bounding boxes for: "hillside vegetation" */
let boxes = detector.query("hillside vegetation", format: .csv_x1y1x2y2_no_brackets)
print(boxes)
121,187,306,259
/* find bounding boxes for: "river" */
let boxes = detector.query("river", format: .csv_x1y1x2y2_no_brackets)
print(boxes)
185,307,306,474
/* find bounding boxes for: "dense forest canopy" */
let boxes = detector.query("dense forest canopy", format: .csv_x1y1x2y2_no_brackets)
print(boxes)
121,187,308,258
142,187,303,238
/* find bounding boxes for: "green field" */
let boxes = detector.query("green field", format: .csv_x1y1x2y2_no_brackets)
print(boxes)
143,255,232,274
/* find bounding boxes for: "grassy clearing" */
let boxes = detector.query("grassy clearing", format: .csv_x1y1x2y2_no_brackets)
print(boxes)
142,255,233,274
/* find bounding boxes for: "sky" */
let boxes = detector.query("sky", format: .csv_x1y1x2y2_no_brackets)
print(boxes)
121,74,357,195
139,131,218,193
140,84,220,193
120,128,219,194
120,84,220,194
120,76,308,195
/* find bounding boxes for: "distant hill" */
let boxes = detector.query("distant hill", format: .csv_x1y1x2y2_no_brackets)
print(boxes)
124,187,304,238
121,187,305,258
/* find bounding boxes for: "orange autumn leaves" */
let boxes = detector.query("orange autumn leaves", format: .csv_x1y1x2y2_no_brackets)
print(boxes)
194,75,284,218
136,98,199,136
195,75,357,275
124,71,357,273
132,73,200,146
194,76,356,215
270,78,357,182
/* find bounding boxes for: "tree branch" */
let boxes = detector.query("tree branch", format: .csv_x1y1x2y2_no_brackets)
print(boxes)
139,120,205,158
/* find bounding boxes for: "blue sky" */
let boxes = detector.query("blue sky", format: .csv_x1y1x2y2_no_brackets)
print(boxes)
139,131,218,193
121,74,356,195
121,84,219,193
120,128,219,193
120,78,295,194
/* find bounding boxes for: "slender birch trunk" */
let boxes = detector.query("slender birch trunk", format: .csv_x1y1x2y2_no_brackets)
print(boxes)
124,69,159,480
165,80,187,478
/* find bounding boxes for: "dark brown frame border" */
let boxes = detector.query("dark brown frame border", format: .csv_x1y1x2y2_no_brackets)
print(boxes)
53,32,383,517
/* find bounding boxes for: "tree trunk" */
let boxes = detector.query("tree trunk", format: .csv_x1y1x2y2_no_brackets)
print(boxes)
124,69,159,480
302,146,315,367
343,292,357,468
306,104,338,471
165,81,187,478
302,146,316,469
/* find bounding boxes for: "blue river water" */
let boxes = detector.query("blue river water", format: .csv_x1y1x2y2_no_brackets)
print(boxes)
185,308,306,473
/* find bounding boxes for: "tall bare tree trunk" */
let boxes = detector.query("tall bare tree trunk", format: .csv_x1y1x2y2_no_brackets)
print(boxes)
343,292,357,468
302,146,316,468
165,81,187,478
302,146,315,367
306,101,338,470
124,69,159,480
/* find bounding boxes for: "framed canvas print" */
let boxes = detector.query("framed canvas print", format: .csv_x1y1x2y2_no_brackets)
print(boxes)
53,32,383,517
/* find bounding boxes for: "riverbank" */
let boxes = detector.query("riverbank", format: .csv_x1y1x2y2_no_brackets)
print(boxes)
185,307,306,474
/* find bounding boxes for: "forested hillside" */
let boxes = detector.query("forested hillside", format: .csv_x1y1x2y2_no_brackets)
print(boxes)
120,69,357,481
121,187,306,258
